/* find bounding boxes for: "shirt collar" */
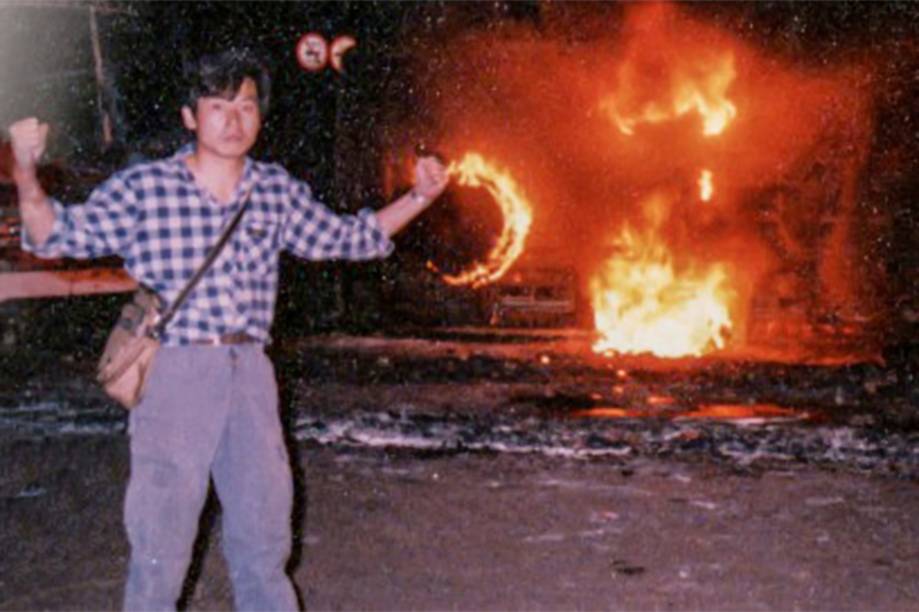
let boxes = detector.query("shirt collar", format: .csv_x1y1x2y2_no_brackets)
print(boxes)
169,143,258,200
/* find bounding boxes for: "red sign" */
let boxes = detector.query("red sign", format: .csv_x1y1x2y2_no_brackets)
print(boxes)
295,33,328,72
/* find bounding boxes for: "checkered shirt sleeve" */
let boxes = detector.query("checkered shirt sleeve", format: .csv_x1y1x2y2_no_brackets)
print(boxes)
282,173,394,261
21,170,140,259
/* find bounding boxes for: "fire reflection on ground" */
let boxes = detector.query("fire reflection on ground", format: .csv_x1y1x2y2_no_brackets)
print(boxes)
572,402,811,425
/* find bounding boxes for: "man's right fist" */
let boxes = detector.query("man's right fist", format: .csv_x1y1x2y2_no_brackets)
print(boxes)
8,118,49,170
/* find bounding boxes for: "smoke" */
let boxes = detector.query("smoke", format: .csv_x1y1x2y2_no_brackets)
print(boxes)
392,2,877,344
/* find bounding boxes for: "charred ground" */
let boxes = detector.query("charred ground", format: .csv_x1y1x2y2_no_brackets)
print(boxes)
1,326,918,611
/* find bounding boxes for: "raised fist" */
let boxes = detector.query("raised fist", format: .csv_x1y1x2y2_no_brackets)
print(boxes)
412,155,449,203
8,117,49,170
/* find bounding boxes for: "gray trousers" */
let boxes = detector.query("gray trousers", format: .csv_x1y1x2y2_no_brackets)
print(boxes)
123,344,298,611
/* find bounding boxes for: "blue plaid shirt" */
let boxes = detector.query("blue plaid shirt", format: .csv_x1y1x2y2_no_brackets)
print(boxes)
22,148,394,346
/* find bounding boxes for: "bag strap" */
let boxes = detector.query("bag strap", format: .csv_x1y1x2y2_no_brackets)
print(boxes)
152,185,253,337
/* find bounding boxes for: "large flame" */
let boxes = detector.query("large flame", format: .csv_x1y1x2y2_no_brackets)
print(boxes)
590,199,733,357
429,152,533,288
600,51,737,137
591,16,737,357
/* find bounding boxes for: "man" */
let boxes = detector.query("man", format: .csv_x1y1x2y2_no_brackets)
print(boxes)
9,48,448,611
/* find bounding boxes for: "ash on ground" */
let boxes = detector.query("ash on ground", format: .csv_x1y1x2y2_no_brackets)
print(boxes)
2,329,916,479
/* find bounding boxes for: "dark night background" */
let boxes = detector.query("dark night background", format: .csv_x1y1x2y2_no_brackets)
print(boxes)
0,1,917,363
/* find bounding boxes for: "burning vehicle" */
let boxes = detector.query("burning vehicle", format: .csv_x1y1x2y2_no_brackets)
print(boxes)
383,2,910,365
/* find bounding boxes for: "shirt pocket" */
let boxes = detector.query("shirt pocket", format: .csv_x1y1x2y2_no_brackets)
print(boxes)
238,213,280,274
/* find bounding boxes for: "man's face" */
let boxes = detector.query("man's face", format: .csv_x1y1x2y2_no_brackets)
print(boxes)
182,77,262,159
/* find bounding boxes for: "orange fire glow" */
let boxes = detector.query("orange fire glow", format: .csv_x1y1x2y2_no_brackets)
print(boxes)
429,152,533,288
590,9,738,358
403,1,879,363
600,51,737,138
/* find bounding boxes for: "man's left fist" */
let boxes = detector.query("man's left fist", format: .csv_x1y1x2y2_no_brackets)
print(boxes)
412,156,449,203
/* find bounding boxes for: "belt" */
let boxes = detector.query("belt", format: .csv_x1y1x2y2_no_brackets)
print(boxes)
191,332,258,346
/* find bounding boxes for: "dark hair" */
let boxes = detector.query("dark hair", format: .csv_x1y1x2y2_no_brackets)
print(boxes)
183,48,271,116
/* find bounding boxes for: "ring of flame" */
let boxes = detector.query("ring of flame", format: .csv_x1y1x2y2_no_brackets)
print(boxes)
428,152,532,288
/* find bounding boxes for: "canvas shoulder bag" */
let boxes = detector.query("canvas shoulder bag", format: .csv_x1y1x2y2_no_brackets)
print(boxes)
96,189,252,409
